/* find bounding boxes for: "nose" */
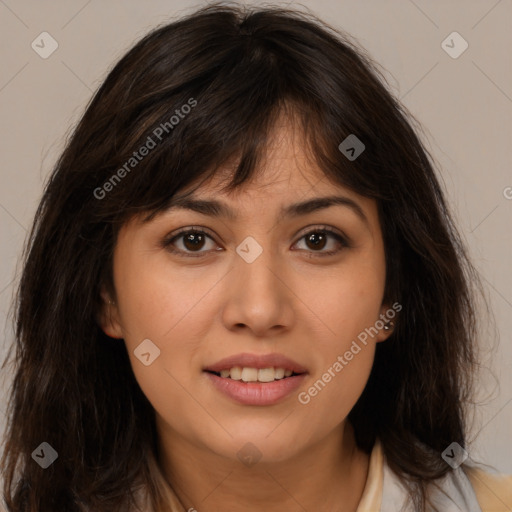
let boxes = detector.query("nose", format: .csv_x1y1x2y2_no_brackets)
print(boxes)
220,244,294,338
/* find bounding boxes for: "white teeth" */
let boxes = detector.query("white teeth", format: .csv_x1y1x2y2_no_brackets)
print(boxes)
216,366,296,382
230,366,242,380
258,368,275,382
241,367,258,382
274,368,285,379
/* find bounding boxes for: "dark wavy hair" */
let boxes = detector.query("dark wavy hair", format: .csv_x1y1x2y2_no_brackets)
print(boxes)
1,3,483,511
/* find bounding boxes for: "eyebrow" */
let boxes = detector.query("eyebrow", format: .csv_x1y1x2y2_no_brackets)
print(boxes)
163,195,369,226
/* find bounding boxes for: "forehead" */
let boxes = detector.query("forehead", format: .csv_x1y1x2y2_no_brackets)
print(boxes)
135,109,380,233
185,114,336,201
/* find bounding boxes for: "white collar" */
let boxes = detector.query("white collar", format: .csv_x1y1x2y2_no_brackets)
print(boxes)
380,456,483,512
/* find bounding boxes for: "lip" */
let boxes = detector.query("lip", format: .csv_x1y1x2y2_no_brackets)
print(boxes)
205,372,307,406
203,352,308,406
203,352,308,373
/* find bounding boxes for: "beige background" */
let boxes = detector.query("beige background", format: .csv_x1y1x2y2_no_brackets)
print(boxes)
1,0,511,477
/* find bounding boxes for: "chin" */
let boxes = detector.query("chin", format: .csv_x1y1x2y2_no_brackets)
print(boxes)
206,427,305,465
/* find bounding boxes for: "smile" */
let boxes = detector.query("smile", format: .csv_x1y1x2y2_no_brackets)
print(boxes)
203,353,308,405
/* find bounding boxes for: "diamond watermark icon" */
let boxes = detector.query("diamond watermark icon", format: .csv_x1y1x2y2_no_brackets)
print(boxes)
31,32,59,59
441,32,468,59
338,134,365,161
236,236,263,263
32,442,58,469
237,442,262,467
442,442,468,469
134,338,161,366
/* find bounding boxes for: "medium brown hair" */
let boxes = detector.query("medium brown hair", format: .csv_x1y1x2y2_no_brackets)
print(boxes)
2,3,482,511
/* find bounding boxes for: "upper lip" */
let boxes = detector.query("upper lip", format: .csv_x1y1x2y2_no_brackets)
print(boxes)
204,353,308,374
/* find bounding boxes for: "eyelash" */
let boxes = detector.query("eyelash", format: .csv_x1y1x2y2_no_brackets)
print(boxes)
161,225,350,259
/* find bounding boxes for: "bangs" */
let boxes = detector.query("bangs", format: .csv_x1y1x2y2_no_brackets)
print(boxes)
87,11,394,226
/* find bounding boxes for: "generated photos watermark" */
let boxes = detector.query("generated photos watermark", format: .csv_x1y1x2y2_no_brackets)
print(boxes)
93,97,197,200
298,302,402,405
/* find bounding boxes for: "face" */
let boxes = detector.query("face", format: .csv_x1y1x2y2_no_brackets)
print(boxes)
100,115,393,465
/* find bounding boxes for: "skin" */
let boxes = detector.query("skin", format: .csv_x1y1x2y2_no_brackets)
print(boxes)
100,114,394,511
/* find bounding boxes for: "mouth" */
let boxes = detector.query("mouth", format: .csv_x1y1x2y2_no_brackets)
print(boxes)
203,352,308,380
203,353,308,405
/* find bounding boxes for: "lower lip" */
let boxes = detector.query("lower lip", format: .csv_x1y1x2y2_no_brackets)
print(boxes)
205,372,307,406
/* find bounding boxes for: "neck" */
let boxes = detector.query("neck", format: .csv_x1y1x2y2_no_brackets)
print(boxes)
156,420,370,512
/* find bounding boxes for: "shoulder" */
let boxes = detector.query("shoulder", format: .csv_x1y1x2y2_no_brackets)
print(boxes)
425,464,512,512
380,448,512,511
464,464,512,511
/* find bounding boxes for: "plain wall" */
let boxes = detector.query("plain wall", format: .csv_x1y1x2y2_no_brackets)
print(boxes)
1,0,511,481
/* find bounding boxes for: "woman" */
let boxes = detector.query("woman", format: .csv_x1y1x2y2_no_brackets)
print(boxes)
2,3,511,511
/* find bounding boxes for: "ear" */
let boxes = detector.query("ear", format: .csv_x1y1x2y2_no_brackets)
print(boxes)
375,302,398,343
98,287,124,339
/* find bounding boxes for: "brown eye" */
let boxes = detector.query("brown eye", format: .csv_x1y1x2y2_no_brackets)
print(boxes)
293,227,349,257
182,232,207,251
163,228,218,257
304,231,328,251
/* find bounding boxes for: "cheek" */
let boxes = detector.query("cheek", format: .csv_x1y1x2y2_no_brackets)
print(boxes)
290,255,384,427
297,253,386,345
114,248,222,347
293,343,375,445
112,251,223,419
114,260,212,437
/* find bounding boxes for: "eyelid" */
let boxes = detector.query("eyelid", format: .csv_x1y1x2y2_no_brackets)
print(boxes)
168,225,216,238
294,223,348,241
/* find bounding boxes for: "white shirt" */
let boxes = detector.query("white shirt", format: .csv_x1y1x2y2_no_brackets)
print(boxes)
358,439,512,511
